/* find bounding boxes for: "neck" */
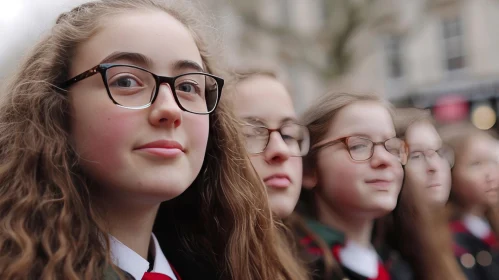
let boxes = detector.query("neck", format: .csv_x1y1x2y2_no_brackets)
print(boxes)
315,196,374,247
93,191,160,259
466,205,486,218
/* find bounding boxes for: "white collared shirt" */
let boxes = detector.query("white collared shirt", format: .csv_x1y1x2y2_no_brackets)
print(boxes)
110,234,177,280
339,240,379,279
462,213,492,240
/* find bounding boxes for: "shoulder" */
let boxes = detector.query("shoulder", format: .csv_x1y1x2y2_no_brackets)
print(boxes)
298,230,343,260
302,219,345,247
383,249,414,280
450,221,490,255
103,266,135,280
155,231,222,280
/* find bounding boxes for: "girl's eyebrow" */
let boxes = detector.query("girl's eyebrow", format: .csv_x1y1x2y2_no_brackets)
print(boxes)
346,133,397,140
242,117,266,126
241,116,299,127
409,145,440,151
100,51,153,68
172,59,205,73
100,53,205,74
280,117,299,125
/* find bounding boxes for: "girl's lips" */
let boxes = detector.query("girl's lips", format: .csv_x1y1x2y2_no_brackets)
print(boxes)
135,140,184,158
365,179,393,190
137,147,183,158
264,174,291,189
136,140,184,150
428,183,442,188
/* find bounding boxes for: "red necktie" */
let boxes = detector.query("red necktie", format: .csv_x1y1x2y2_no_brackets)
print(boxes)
482,232,499,248
375,263,390,280
142,272,173,280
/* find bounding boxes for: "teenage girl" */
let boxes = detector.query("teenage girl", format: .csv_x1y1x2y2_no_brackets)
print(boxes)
229,68,310,218
375,108,465,280
442,123,499,280
0,1,306,279
297,92,407,280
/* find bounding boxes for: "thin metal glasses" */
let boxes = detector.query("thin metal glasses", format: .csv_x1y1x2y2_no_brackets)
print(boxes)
312,136,408,165
407,146,455,168
241,123,310,156
60,63,224,114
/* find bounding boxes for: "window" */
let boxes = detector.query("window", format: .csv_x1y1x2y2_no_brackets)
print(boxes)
442,17,465,71
321,0,332,24
278,0,291,26
385,35,404,78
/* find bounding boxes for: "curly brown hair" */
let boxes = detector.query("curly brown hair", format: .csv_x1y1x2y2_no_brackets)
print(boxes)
0,1,308,279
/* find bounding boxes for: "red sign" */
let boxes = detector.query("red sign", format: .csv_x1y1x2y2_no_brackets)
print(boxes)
433,95,469,123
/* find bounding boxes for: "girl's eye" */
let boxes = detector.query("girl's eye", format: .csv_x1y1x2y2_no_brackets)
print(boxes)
410,151,424,160
176,81,202,95
109,75,143,88
349,144,368,151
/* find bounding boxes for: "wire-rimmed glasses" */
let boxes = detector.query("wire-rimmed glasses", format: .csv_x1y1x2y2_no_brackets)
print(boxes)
312,136,408,165
407,146,455,168
241,123,310,156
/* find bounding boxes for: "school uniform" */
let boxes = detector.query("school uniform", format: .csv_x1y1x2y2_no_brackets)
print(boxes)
451,214,499,280
154,228,223,280
104,234,181,280
376,244,413,280
299,219,391,280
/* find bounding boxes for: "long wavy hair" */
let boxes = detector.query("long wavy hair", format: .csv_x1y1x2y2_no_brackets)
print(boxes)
0,1,307,279
380,108,465,280
440,122,499,236
224,66,311,279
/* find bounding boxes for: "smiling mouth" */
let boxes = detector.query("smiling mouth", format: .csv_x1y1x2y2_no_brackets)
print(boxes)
137,147,183,158
365,180,393,190
135,140,185,158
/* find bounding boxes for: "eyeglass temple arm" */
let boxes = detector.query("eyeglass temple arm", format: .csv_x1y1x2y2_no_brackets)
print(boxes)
311,139,342,152
60,66,100,88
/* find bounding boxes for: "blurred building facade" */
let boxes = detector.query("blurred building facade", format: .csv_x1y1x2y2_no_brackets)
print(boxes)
212,0,499,128
207,0,329,114
345,0,499,130
2,0,499,127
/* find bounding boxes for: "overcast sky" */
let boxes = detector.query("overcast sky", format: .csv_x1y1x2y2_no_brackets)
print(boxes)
0,0,90,79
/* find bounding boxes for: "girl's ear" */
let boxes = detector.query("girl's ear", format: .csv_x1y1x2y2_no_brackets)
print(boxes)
302,168,318,190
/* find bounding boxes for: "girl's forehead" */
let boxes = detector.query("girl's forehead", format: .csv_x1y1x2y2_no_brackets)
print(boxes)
72,10,203,76
327,102,395,140
465,135,495,153
406,122,441,146
454,135,494,163
233,76,296,126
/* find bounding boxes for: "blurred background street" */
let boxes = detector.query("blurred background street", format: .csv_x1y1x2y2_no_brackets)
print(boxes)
1,0,499,130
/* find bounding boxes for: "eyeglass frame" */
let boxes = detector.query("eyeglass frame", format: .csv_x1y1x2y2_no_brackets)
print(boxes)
311,136,408,165
407,146,455,168
242,123,310,157
59,63,224,114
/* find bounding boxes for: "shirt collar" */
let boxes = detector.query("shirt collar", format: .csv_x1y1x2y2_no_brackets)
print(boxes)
462,214,491,239
110,233,177,280
305,218,345,246
339,240,379,279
